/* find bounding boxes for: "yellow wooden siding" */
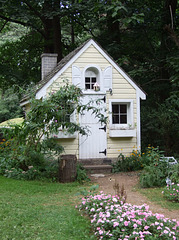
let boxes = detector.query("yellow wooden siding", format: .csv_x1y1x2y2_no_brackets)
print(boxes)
46,44,138,159
56,138,79,156
74,45,111,69
106,65,137,158
107,137,138,158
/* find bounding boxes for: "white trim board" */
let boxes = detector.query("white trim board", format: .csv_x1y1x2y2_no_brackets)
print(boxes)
36,39,146,100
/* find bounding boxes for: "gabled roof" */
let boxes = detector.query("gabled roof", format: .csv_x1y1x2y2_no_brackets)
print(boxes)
21,38,146,105
37,39,91,93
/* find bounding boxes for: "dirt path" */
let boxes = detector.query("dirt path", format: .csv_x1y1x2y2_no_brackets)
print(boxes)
89,172,179,221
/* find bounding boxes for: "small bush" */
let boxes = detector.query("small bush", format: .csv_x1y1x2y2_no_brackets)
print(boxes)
76,163,90,183
139,146,170,188
162,183,179,202
139,162,168,188
168,164,179,183
112,149,147,172
3,166,41,180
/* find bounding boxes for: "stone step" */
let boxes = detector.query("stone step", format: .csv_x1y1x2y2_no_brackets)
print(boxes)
79,158,112,166
83,164,113,174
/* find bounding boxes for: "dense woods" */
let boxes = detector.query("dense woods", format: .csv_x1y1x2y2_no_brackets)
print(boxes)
0,0,178,155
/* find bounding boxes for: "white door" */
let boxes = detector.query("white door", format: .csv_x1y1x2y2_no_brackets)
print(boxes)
79,94,107,159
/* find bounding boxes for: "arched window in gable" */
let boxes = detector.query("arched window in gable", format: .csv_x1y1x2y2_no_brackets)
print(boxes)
85,67,99,90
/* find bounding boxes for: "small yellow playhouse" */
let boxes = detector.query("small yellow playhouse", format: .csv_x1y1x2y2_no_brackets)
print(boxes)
21,39,146,163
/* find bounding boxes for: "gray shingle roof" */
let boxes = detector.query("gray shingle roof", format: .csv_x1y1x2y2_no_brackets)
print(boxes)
20,38,146,104
20,38,91,103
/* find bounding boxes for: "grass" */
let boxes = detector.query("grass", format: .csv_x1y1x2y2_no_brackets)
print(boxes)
137,186,179,211
0,176,96,240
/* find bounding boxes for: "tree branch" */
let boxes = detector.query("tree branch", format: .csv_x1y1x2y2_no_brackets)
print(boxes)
0,20,8,33
22,0,45,22
0,14,45,38
142,78,171,86
164,24,179,48
74,19,96,38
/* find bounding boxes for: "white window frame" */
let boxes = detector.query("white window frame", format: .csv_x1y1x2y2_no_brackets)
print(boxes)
109,99,134,129
52,110,77,139
85,70,97,90
82,65,103,92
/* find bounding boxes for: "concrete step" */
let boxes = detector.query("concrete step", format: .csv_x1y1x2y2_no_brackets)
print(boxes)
79,158,112,166
83,164,113,174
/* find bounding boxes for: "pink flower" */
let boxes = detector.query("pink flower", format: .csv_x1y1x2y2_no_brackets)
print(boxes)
99,230,103,235
113,222,119,227
133,224,138,229
124,221,129,226
144,226,150,230
106,212,110,218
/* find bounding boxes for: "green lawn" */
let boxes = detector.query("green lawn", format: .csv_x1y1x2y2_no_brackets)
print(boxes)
137,186,179,211
0,176,96,240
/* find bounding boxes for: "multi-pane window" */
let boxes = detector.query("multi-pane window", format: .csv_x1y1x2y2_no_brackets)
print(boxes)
85,77,96,90
85,68,99,90
112,104,127,124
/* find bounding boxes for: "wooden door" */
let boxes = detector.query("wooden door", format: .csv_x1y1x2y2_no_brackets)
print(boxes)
79,94,107,159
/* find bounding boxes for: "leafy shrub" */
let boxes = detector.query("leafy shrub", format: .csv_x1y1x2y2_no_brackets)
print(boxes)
76,163,90,183
0,82,107,181
168,164,179,183
139,146,170,188
162,183,179,202
112,149,147,172
139,146,169,188
78,193,179,239
3,166,40,180
139,162,168,188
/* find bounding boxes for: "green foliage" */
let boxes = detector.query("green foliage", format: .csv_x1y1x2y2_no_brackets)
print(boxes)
78,192,179,239
112,149,148,172
0,87,23,123
139,147,169,188
0,82,106,181
142,92,179,155
76,163,90,183
162,183,179,203
113,146,172,188
138,187,179,211
139,162,168,188
1,0,179,156
168,164,179,184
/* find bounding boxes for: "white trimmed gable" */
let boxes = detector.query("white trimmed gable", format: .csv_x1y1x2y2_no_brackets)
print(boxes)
35,39,146,100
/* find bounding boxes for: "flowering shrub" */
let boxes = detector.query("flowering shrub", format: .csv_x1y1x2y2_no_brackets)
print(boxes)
113,150,147,172
0,82,107,181
139,146,170,188
162,183,179,203
78,193,179,239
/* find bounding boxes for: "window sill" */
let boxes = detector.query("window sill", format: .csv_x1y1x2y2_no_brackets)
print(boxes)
82,90,105,95
109,129,136,138
53,132,77,139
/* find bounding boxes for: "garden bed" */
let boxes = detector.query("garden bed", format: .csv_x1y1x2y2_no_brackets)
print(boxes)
89,172,179,221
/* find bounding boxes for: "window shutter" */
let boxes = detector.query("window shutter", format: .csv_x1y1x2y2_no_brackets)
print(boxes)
72,65,81,87
103,66,112,90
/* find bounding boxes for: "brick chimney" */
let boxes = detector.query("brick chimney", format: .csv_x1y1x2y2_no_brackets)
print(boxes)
41,53,58,80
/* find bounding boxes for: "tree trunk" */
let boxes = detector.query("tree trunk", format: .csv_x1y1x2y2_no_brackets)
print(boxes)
53,16,63,61
42,0,63,61
58,155,77,183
